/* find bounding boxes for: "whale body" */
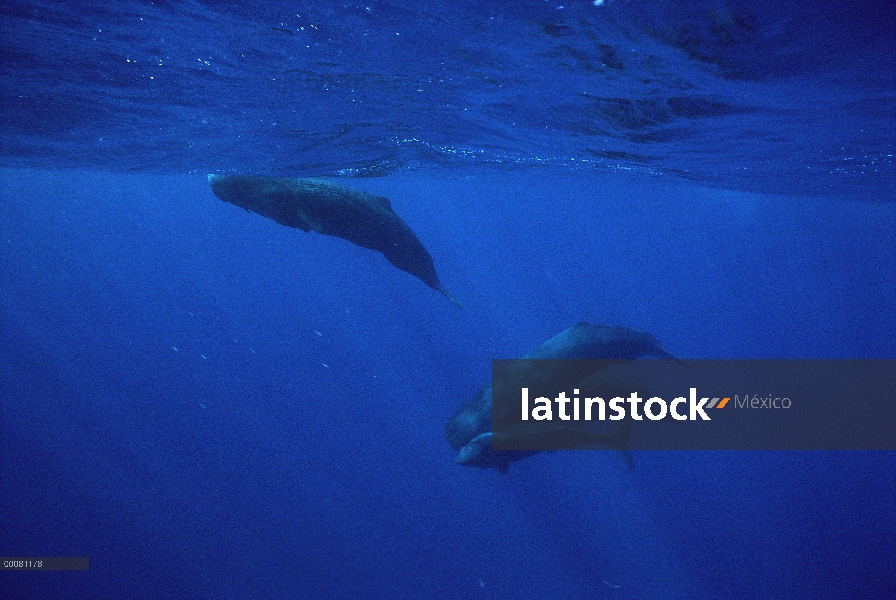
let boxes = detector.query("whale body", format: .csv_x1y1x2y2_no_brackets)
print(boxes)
446,321,682,472
208,174,460,307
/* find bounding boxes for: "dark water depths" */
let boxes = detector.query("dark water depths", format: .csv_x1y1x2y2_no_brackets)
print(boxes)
1,1,895,599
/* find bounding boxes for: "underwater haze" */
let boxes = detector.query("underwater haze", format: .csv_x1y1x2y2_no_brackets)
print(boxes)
1,1,895,599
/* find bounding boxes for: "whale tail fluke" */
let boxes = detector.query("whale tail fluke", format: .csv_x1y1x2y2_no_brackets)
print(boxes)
438,285,462,309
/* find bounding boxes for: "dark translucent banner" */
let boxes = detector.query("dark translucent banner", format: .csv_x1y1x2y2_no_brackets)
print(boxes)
491,360,896,450
2,557,89,570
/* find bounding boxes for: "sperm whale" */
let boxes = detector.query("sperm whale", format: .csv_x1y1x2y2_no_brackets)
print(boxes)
209,174,460,307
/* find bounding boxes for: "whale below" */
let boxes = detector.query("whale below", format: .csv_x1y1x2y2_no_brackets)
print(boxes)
445,321,684,473
208,174,460,307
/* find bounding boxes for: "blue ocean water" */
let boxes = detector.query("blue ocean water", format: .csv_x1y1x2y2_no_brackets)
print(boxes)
1,1,894,599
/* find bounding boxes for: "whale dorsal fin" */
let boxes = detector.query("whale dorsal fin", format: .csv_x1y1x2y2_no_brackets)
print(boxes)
374,194,392,210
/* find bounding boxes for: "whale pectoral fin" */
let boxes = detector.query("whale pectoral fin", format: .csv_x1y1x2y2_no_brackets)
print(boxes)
617,449,634,471
612,417,635,470
610,415,634,470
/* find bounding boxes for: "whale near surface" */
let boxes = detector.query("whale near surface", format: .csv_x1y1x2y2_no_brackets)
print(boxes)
445,321,683,473
208,174,460,307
